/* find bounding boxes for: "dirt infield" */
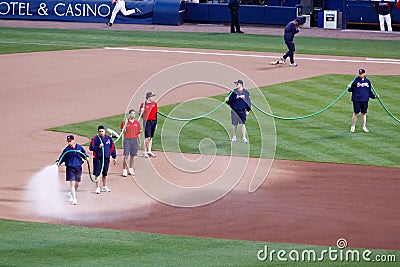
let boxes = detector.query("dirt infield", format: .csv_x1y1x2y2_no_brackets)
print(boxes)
0,22,399,250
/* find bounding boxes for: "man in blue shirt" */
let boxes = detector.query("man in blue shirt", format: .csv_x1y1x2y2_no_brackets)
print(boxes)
226,79,251,143
280,18,300,67
90,125,117,194
348,68,379,133
56,135,88,205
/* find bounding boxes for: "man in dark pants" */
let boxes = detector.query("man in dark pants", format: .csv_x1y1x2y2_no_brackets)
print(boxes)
228,0,243,34
280,18,300,67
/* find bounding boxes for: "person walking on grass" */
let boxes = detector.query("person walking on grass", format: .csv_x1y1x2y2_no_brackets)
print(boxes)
90,125,117,194
348,68,379,133
56,135,88,205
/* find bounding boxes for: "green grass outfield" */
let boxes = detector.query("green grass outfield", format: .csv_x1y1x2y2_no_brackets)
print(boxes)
2,27,399,265
0,27,399,58
1,219,399,267
50,74,400,168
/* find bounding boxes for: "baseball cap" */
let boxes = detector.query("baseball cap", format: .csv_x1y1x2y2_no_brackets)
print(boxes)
146,92,156,99
66,135,74,141
358,68,366,74
234,79,243,85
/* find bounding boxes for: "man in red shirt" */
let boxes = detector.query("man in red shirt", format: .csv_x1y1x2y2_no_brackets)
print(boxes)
120,109,142,176
139,92,158,158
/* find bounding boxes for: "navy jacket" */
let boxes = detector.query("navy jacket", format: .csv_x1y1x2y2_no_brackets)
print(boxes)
227,88,251,112
228,0,239,9
284,21,299,41
58,144,87,167
89,135,116,159
348,76,376,102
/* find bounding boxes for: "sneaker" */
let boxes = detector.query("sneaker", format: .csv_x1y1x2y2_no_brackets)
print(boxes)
350,125,355,133
102,186,111,192
122,169,128,177
289,63,298,67
362,126,369,133
72,199,78,205
143,152,149,158
106,22,112,26
128,168,135,175
147,152,156,158
242,138,248,143
95,187,101,194
67,192,73,202
231,136,236,143
280,56,287,64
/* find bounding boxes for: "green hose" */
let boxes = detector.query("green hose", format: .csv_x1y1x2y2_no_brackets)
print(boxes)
371,85,400,124
57,149,98,183
157,90,234,121
252,87,349,120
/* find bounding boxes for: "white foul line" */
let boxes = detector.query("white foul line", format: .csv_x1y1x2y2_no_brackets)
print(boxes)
104,47,400,65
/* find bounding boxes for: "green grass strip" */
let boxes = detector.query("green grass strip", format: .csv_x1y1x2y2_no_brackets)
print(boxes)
0,27,399,58
49,74,400,168
1,218,399,266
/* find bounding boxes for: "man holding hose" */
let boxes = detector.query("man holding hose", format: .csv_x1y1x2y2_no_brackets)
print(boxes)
90,125,117,194
56,135,88,205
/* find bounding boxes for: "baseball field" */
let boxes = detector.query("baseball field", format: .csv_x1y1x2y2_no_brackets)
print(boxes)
0,22,399,266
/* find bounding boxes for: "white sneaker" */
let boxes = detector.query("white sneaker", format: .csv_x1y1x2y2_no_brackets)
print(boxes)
242,138,248,143
67,192,74,202
280,56,287,64
350,125,355,133
122,169,128,177
231,136,236,143
102,186,111,192
128,168,135,175
147,152,156,158
95,187,101,194
72,199,78,205
289,63,298,67
143,152,149,158
362,126,369,133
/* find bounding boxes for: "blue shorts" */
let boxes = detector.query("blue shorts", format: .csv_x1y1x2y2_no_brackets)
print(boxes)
231,110,247,125
93,158,110,177
353,101,369,114
66,166,82,182
123,138,138,156
144,120,157,138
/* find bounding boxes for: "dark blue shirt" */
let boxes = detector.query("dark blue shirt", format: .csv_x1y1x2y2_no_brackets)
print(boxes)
227,88,251,112
58,144,87,167
284,21,299,41
348,76,376,102
89,135,116,159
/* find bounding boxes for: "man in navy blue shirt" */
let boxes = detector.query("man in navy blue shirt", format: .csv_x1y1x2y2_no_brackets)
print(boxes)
56,135,88,205
90,125,117,194
280,18,300,67
348,68,379,133
226,79,251,143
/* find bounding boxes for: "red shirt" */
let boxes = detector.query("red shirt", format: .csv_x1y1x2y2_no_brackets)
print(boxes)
139,101,158,121
120,119,142,138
